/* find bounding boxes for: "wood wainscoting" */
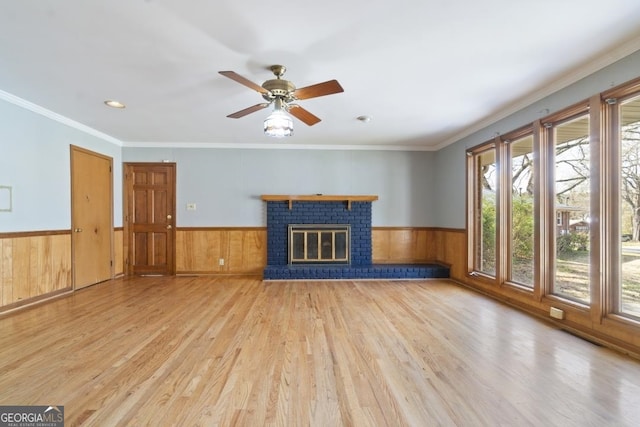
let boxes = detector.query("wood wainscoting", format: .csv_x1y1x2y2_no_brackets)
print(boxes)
372,227,436,263
0,227,465,305
429,227,467,281
0,228,125,313
0,230,72,310
371,227,466,267
176,227,267,275
174,227,462,276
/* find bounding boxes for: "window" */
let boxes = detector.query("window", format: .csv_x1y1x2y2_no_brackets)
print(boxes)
550,112,591,304
468,144,497,276
508,134,535,287
466,78,640,354
617,94,640,318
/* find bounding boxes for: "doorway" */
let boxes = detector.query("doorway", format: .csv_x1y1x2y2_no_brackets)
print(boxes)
70,145,113,289
123,163,176,275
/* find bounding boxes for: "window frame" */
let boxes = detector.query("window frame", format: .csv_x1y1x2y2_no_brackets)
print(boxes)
466,78,640,332
540,101,595,309
601,77,640,325
466,140,499,280
502,126,537,290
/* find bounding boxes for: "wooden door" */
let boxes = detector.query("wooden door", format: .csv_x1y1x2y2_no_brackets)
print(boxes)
71,146,113,289
124,163,176,275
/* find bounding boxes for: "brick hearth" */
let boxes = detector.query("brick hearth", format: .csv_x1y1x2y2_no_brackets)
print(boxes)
261,196,449,280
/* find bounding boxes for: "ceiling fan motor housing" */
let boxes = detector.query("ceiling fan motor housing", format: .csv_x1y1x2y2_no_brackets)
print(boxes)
261,79,296,101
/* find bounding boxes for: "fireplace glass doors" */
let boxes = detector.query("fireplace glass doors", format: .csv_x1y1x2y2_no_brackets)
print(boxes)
289,224,350,264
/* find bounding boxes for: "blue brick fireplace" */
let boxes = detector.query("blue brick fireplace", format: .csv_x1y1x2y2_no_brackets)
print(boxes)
261,195,449,280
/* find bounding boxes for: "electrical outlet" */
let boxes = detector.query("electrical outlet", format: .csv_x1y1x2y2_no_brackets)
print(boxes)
219,258,225,266
550,307,565,320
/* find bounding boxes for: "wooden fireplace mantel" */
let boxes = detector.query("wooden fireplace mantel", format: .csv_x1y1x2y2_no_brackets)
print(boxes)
260,194,378,210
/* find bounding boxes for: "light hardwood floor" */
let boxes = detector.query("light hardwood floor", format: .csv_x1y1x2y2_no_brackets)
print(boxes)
1,276,640,426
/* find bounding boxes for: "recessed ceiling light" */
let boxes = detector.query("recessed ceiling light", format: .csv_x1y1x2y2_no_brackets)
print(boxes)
104,100,126,109
357,115,371,123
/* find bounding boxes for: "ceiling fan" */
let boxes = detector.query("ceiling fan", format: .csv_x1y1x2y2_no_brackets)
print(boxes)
219,65,344,127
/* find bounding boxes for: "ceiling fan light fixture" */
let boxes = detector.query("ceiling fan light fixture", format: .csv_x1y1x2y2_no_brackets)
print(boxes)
264,109,293,138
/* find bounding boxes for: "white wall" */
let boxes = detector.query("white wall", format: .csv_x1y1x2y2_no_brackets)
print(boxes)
0,97,123,232
434,48,640,229
123,148,435,227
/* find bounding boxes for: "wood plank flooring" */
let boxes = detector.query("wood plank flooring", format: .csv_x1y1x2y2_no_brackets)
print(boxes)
1,276,640,426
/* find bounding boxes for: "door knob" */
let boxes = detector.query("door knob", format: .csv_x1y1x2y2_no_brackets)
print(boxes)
167,225,172,229
74,228,83,233
167,214,172,220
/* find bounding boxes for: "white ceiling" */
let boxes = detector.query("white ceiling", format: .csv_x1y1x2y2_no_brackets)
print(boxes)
1,0,640,150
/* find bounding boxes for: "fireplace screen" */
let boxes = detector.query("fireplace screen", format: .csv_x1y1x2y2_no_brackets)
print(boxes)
289,224,350,264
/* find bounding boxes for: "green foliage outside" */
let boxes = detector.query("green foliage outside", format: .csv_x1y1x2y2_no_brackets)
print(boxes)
556,232,589,253
511,194,535,285
481,193,496,274
481,193,535,278
511,194,534,261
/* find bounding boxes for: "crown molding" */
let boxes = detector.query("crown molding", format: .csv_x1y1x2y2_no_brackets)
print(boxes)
121,141,436,151
433,35,640,151
0,90,123,146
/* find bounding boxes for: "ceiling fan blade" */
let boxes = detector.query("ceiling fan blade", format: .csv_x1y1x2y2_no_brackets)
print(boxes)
288,105,321,126
293,80,344,100
227,103,270,119
219,71,269,95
